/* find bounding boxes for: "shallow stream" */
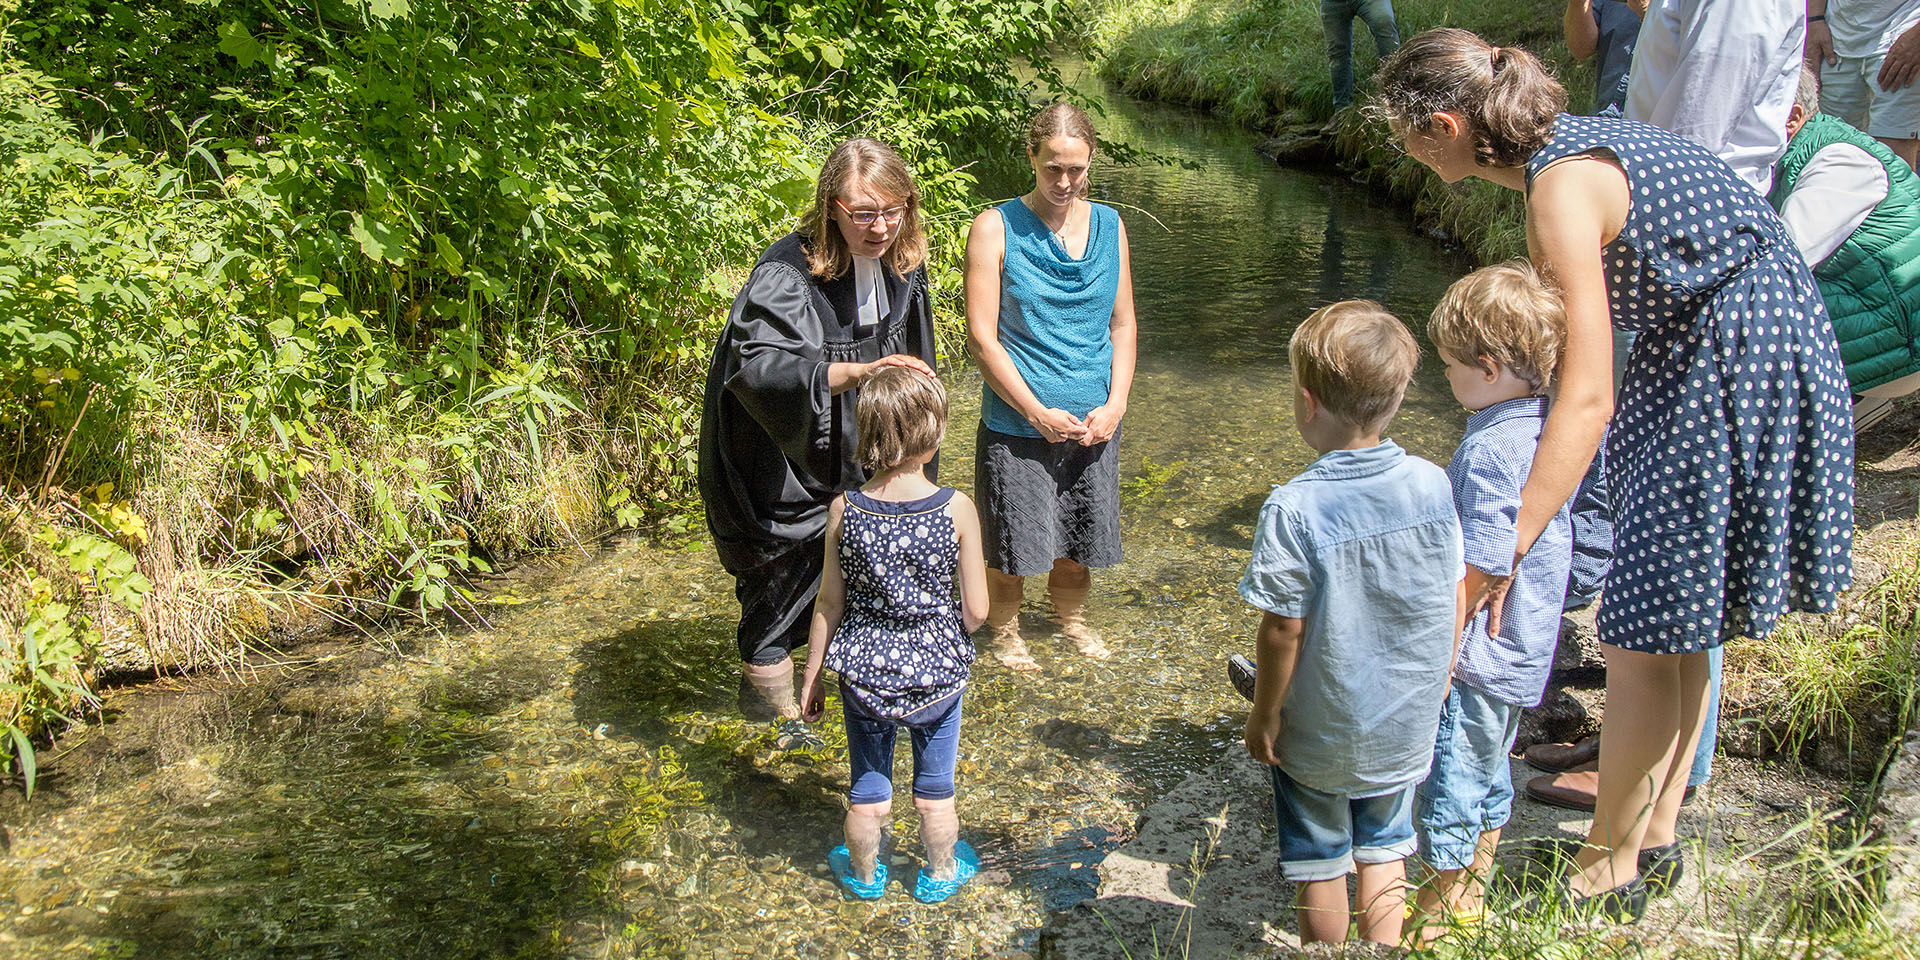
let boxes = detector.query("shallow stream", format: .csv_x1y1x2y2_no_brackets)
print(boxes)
0,75,1475,959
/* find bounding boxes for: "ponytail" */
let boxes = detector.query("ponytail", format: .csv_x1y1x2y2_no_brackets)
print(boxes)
1480,44,1566,166
1371,28,1567,168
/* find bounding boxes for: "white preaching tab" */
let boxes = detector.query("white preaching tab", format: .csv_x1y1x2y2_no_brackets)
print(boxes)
853,255,890,329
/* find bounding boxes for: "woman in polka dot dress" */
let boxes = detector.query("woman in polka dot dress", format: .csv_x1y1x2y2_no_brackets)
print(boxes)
799,367,990,903
1374,29,1853,918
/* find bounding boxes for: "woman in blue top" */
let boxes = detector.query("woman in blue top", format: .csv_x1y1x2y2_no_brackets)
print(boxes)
963,102,1139,672
1375,29,1853,920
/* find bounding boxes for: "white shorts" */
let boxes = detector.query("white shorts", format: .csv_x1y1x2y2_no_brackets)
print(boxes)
1822,54,1920,140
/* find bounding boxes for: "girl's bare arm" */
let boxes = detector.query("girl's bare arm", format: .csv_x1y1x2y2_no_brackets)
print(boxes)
799,497,848,721
949,492,990,633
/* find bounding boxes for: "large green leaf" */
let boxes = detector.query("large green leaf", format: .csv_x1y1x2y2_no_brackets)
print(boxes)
366,0,414,20
8,728,34,798
216,21,269,67
349,213,409,265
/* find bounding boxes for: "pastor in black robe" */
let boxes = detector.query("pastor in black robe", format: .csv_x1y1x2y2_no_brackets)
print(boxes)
696,233,937,664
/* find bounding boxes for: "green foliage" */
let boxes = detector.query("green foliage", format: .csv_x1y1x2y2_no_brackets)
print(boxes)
1083,0,1586,262
1735,541,1920,768
1,487,152,794
0,0,1075,785
1119,453,1185,505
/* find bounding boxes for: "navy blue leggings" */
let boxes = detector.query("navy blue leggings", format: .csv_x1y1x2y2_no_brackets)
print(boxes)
842,686,963,804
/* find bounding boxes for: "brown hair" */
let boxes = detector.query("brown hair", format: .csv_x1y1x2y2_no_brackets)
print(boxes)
800,138,929,279
855,366,947,473
1026,101,1098,158
1428,260,1565,393
1288,300,1420,433
1369,27,1567,168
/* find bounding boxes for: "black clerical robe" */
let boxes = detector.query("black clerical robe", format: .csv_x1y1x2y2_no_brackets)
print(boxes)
696,233,937,659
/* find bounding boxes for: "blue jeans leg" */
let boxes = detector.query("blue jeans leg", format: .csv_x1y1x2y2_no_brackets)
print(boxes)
1690,646,1721,787
843,696,900,806
1321,0,1401,108
907,694,963,801
1416,684,1523,871
1359,0,1400,59
1321,0,1357,109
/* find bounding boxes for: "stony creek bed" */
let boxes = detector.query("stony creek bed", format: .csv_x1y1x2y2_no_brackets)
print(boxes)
3,72,1918,960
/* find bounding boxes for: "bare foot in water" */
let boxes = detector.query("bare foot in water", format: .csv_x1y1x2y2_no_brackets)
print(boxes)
989,630,1041,671
993,639,1042,672
1061,624,1111,661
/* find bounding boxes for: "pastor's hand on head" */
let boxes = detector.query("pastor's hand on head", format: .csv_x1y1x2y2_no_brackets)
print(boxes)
863,353,934,382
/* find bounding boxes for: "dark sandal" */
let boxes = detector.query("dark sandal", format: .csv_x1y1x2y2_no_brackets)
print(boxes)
1513,874,1648,924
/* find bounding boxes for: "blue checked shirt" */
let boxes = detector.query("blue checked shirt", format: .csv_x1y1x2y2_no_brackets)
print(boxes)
1239,441,1464,796
1447,396,1573,707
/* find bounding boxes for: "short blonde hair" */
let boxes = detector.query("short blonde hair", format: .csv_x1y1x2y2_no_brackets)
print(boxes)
800,138,929,280
856,367,947,473
1427,260,1565,393
1288,300,1420,433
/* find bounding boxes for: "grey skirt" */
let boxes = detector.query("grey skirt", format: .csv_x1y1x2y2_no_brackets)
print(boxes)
975,424,1122,577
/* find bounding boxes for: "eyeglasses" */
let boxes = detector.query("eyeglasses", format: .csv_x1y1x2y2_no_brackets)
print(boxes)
834,198,908,226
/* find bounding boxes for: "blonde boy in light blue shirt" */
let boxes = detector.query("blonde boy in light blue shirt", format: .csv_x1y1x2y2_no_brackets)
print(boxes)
1239,300,1465,947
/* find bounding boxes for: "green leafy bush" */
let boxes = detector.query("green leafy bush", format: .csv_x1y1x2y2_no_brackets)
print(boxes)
0,0,1075,789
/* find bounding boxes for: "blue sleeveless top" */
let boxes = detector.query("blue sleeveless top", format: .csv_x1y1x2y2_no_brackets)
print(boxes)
824,487,974,719
981,198,1122,437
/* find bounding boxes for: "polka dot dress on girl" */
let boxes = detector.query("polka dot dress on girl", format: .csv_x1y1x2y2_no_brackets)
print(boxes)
1525,113,1855,654
826,488,975,717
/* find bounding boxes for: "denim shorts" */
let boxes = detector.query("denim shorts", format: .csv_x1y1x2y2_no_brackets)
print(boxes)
1269,767,1418,882
842,684,963,805
1414,682,1524,871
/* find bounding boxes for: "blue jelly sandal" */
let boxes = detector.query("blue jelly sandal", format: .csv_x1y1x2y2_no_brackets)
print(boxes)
828,845,887,901
912,840,979,904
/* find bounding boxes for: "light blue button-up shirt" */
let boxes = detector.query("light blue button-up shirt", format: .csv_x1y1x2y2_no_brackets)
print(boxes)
1238,440,1464,797
1447,396,1573,707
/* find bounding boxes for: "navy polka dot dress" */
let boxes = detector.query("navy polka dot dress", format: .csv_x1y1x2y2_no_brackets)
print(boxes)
1527,114,1855,654
825,488,975,717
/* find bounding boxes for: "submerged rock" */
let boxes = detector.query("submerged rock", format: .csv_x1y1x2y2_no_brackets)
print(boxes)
1256,129,1337,168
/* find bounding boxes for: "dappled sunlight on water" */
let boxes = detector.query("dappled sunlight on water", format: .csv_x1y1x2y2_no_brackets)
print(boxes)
0,77,1470,959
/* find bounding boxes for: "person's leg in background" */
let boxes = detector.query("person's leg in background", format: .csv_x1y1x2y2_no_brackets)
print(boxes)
1688,645,1722,788
1321,0,1360,109
1863,51,1920,166
1358,0,1401,62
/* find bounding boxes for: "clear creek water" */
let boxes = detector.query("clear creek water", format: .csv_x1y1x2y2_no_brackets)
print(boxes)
0,77,1474,959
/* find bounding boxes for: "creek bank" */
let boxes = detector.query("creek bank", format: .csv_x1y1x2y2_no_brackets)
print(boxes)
1043,396,1920,957
1086,0,1563,263
1040,744,1861,959
1,69,1496,956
